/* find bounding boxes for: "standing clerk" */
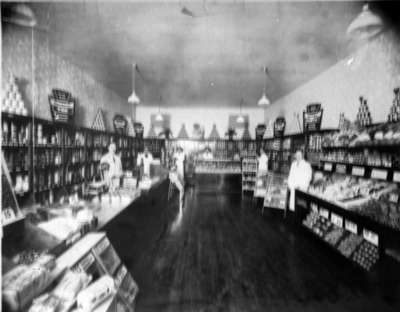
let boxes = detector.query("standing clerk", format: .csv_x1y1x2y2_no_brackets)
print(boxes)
287,149,312,211
100,142,123,189
137,146,154,178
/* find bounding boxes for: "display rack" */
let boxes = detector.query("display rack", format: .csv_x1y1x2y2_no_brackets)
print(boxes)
242,157,257,193
2,113,33,206
2,232,138,312
1,113,148,206
295,189,400,268
194,159,241,174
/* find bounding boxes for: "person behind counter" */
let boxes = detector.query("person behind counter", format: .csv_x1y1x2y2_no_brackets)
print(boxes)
100,142,123,188
137,146,153,179
287,149,312,211
257,148,269,176
202,147,213,160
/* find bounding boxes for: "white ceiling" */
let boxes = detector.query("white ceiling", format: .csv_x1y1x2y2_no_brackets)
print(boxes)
33,1,361,107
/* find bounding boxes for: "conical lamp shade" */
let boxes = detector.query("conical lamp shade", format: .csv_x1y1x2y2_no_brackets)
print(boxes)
236,115,245,123
347,4,383,40
128,63,140,104
258,93,270,106
155,113,163,122
128,90,140,105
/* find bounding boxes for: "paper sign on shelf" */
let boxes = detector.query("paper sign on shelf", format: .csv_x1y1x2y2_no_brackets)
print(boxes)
371,169,388,180
389,193,399,204
331,213,343,228
93,238,110,255
78,253,95,271
319,208,329,219
310,203,318,212
345,220,358,234
336,164,347,174
393,171,400,183
351,166,365,177
363,229,379,246
324,162,333,171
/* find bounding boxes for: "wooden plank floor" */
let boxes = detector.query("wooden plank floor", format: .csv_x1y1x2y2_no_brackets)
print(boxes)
125,181,400,312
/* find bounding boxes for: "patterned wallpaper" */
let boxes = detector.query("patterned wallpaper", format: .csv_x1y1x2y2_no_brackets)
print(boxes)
2,23,131,130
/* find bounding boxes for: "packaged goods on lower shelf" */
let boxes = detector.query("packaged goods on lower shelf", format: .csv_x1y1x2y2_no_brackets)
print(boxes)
52,270,92,302
351,240,379,271
302,211,379,270
353,189,400,230
337,233,363,258
308,173,396,208
76,275,115,312
2,254,56,311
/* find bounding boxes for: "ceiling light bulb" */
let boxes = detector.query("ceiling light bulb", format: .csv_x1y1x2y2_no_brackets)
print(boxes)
155,113,163,122
236,115,245,123
258,93,270,106
128,90,140,105
347,4,383,40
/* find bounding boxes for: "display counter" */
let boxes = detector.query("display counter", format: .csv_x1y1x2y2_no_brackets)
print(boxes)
2,173,168,276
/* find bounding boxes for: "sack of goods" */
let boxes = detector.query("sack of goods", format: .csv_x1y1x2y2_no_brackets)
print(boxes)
2,254,56,311
76,275,116,312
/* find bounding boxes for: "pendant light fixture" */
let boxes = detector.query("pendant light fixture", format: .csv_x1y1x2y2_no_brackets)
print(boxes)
128,63,140,105
236,98,245,124
258,67,271,106
155,96,163,122
128,63,140,123
346,4,384,41
2,3,37,28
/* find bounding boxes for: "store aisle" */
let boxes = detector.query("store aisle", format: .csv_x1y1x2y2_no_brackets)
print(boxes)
131,185,399,312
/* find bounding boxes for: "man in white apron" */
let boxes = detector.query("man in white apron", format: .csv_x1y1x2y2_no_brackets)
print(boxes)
287,149,312,211
137,147,153,178
100,143,123,190
174,147,185,182
257,148,269,177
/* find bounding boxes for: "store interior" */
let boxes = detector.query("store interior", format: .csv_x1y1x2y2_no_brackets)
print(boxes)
2,1,400,311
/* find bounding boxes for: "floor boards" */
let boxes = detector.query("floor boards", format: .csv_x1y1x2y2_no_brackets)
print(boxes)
124,179,400,312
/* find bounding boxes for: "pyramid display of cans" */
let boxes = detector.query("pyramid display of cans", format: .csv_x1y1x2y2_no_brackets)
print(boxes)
1,73,28,116
92,109,106,131
356,96,372,127
387,88,400,123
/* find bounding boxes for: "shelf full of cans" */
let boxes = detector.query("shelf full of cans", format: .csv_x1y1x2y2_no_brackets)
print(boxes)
1,113,144,206
166,139,258,161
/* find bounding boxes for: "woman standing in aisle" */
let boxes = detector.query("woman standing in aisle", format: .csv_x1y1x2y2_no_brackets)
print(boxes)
287,149,312,211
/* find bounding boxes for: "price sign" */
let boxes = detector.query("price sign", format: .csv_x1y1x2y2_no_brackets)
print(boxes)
78,253,95,271
352,166,365,177
93,238,110,255
310,203,318,212
393,171,400,183
331,213,343,228
363,229,379,246
319,208,329,219
345,220,358,234
389,193,399,204
336,164,347,174
296,198,307,209
115,265,128,288
323,162,333,172
371,169,388,180
2,208,16,224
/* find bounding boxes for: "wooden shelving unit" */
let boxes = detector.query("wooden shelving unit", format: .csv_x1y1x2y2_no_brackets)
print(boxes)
242,157,257,193
1,113,159,206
